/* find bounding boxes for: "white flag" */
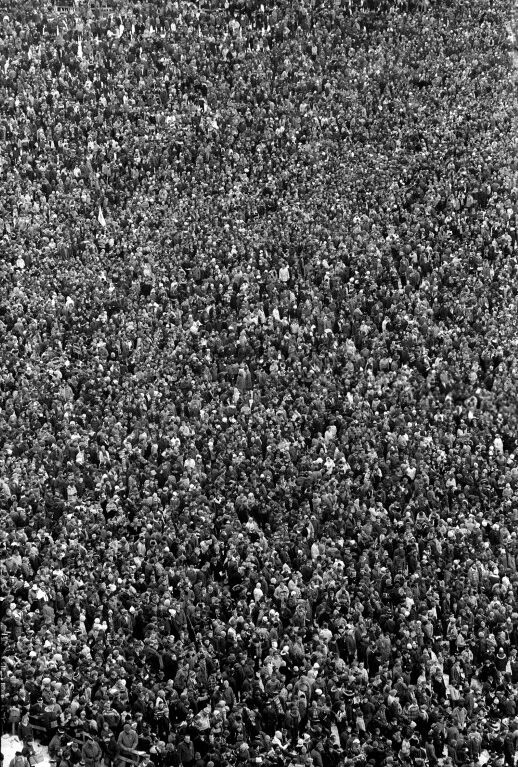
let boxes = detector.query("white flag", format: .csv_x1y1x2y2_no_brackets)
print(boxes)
98,206,106,228
77,38,83,59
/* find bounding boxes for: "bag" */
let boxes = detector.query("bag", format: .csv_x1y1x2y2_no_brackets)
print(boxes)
29,753,44,766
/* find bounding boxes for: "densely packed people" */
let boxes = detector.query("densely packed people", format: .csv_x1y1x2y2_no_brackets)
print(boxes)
2,0,518,765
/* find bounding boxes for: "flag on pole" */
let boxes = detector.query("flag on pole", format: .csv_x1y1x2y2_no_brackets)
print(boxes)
98,206,106,228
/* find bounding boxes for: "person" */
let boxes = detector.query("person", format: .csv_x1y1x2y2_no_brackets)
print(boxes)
117,724,139,763
9,754,29,767
17,713,35,747
81,739,102,767
49,731,67,761
177,736,194,767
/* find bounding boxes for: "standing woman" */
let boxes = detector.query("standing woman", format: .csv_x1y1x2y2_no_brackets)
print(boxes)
18,712,34,744
18,713,36,763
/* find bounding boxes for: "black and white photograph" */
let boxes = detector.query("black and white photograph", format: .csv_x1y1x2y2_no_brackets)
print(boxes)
2,0,518,766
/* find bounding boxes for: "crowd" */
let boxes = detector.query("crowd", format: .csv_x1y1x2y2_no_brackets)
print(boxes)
2,0,518,765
